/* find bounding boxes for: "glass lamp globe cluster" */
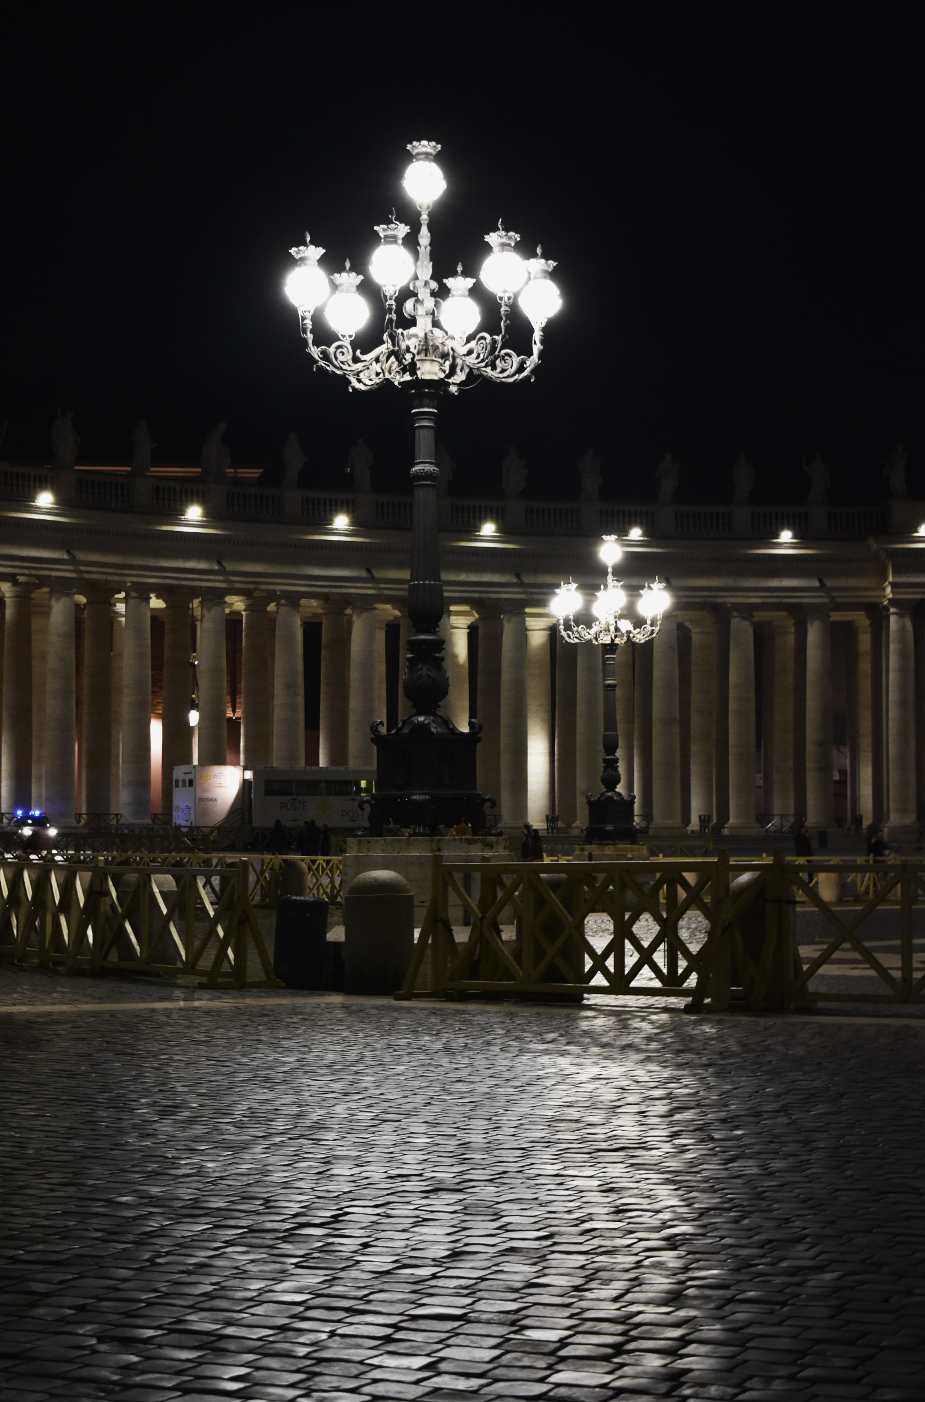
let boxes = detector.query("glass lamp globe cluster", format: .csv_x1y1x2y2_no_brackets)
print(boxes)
551,537,670,646
284,142,561,392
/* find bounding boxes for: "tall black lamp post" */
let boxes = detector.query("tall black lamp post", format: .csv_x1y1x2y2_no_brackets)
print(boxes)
551,537,670,842
283,142,561,834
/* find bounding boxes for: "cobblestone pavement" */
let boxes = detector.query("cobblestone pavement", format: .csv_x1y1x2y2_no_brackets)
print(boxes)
2,969,924,1401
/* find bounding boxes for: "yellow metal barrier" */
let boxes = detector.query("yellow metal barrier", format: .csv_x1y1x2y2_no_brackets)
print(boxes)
398,853,925,1011
0,859,282,987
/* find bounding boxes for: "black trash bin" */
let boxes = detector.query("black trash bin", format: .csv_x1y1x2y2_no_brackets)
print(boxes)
273,896,329,988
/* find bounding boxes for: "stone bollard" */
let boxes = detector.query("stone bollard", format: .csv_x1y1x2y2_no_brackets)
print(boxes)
279,859,309,898
343,870,414,995
115,873,178,964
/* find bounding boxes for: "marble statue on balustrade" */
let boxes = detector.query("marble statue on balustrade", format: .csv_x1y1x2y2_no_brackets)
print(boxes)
436,444,455,496
131,420,154,475
884,443,909,500
200,422,231,483
804,454,830,505
578,449,603,502
50,409,79,471
732,454,754,503
282,431,307,488
502,445,527,499
654,453,679,503
347,438,373,494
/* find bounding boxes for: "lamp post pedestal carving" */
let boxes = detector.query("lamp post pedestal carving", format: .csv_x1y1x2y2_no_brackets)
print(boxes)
284,143,560,834
585,643,637,843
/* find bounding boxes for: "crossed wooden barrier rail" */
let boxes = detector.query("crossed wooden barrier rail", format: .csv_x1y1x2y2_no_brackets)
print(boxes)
397,852,925,1011
0,855,340,987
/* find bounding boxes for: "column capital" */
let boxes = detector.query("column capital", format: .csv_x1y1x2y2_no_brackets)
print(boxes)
525,610,553,632
46,577,80,597
124,583,152,602
2,578,38,600
242,593,271,612
275,592,303,609
674,609,716,633
805,602,831,622
80,583,117,607
473,599,504,621
448,604,476,628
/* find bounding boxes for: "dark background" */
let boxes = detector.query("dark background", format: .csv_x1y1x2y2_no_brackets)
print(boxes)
2,7,923,504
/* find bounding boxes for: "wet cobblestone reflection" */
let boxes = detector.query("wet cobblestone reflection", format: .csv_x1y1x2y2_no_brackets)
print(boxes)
1,969,924,1401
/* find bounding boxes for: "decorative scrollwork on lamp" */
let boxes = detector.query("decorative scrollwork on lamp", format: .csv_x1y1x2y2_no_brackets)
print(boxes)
284,142,561,834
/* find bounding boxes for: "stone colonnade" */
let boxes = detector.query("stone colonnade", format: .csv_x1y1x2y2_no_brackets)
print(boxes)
0,584,915,836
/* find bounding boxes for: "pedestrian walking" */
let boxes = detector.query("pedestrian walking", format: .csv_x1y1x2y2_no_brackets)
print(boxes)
319,824,332,856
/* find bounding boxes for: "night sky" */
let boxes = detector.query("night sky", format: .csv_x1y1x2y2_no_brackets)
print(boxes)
3,8,923,505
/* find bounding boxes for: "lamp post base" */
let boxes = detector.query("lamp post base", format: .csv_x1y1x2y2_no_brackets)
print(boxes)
366,715,499,837
585,789,637,845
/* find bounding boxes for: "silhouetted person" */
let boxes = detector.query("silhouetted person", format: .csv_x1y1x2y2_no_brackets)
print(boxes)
794,822,813,858
319,824,332,856
298,819,320,855
867,828,891,860
269,819,290,854
521,823,543,862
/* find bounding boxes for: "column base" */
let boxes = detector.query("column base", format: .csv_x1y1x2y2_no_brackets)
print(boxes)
885,821,919,843
722,821,765,837
648,823,691,839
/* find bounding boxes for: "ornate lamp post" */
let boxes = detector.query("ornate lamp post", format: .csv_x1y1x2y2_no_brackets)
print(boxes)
551,537,670,842
284,142,561,834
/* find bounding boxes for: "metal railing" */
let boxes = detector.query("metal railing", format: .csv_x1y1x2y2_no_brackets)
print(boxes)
399,852,925,1010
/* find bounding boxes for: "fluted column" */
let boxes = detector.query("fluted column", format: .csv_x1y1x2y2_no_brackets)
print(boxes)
650,621,685,836
805,606,833,829
500,607,527,828
348,604,378,767
161,593,192,813
886,603,917,836
615,640,634,801
526,614,552,826
684,613,714,831
273,595,304,768
1,581,35,812
475,604,502,804
196,593,227,767
575,642,600,823
725,610,761,834
121,587,151,823
633,641,653,822
318,601,348,767
44,583,76,825
771,613,795,820
446,607,473,731
81,588,114,814
31,589,50,809
555,632,577,828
